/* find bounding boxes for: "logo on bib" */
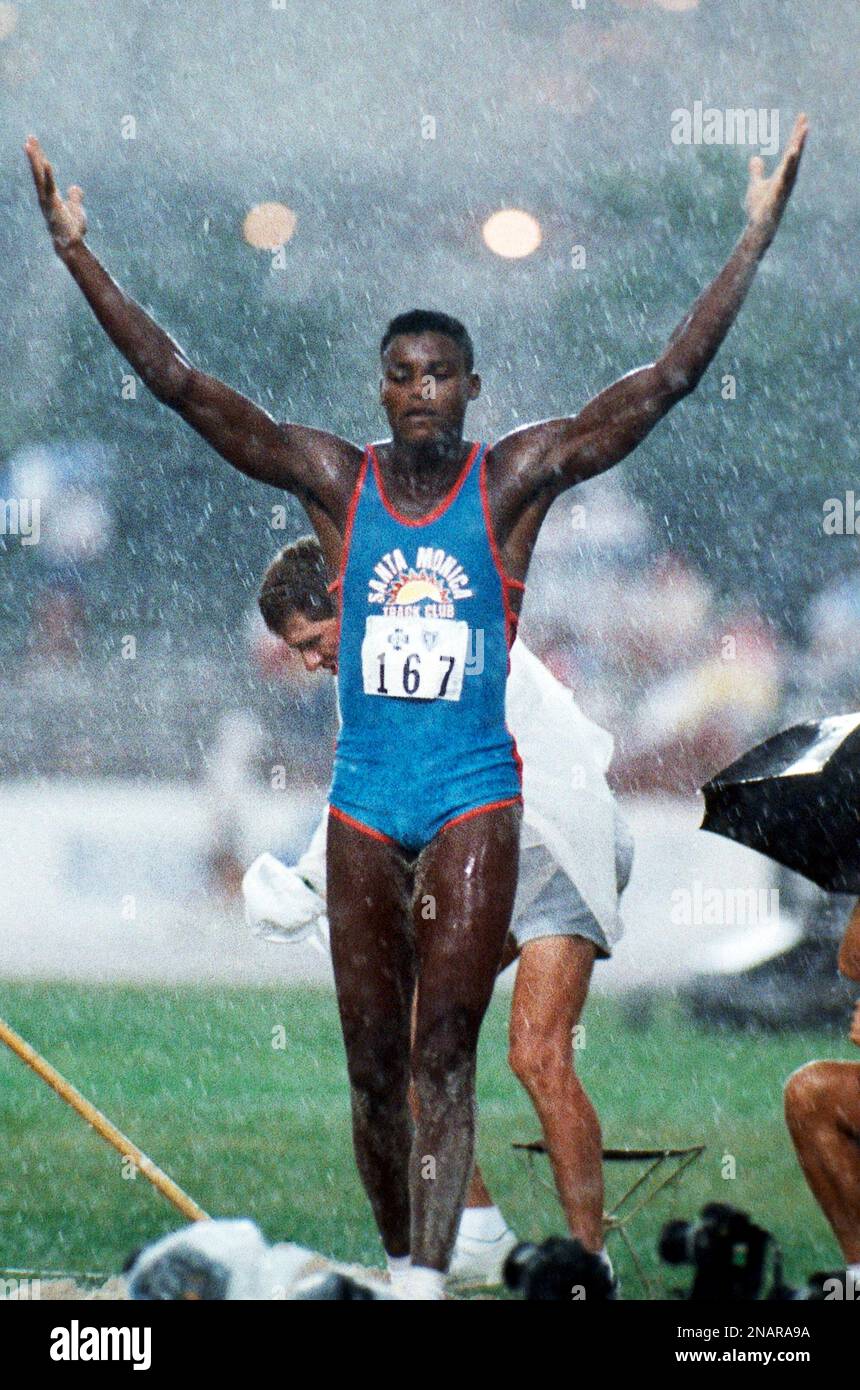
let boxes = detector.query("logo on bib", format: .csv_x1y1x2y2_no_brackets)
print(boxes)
367,546,473,618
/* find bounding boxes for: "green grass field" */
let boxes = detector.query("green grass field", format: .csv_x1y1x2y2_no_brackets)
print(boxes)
0,982,852,1297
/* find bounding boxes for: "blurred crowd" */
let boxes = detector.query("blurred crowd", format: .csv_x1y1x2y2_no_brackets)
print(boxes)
5,448,860,809
518,485,783,795
499,479,859,797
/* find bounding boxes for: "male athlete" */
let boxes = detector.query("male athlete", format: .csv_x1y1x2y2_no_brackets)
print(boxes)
26,116,807,1297
246,534,633,1286
784,901,860,1285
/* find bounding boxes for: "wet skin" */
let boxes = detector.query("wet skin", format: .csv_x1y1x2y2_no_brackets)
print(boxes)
283,609,609,1251
25,119,808,1271
785,909,860,1266
280,608,522,1264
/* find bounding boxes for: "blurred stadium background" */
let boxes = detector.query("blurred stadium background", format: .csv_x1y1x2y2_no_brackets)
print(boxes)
2,0,858,977
1,0,858,1288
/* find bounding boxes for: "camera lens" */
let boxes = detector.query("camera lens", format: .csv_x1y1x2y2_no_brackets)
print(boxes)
659,1219,693,1265
502,1242,539,1292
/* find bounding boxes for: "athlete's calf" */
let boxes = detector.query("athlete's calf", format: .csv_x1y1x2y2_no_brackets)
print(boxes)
409,804,521,1274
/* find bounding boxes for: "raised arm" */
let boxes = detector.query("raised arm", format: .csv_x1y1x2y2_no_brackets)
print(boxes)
495,114,808,501
24,136,358,501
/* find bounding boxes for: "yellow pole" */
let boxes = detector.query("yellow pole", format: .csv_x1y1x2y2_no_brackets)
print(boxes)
0,1014,209,1223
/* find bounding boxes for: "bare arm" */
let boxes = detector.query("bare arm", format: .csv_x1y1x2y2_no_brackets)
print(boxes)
839,899,860,984
495,114,809,501
24,136,357,500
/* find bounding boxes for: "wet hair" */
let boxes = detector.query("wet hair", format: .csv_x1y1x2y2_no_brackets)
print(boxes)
258,535,335,633
380,309,474,373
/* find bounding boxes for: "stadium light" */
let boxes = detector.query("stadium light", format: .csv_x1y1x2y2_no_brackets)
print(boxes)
482,208,542,260
243,201,297,251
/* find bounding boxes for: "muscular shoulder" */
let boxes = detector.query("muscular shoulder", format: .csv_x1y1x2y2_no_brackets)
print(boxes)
276,423,363,474
491,419,575,490
276,424,364,515
485,423,582,537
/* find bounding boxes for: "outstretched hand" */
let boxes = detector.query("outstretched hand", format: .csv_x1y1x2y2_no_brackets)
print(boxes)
24,135,87,250
745,113,808,232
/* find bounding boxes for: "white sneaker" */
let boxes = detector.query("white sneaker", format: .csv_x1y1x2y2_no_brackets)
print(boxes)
448,1228,519,1287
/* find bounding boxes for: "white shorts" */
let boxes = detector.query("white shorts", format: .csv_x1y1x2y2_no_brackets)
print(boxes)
511,808,634,959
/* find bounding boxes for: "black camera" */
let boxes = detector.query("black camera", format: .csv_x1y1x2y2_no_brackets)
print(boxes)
503,1237,616,1301
660,1203,773,1300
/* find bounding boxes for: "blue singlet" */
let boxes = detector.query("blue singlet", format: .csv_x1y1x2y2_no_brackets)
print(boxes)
328,440,523,853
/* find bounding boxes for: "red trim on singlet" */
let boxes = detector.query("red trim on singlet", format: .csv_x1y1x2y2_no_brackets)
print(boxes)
477,447,525,785
369,440,480,527
329,803,398,845
478,447,525,652
439,795,523,837
328,451,367,594
328,452,369,652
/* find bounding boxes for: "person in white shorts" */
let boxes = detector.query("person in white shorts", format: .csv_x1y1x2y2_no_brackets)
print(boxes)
246,536,634,1287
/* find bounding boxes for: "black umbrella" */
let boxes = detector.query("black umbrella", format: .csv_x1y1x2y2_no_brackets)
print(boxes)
700,713,860,893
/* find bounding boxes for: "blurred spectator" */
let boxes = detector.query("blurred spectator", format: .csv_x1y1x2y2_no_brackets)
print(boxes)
521,507,786,795
616,610,784,794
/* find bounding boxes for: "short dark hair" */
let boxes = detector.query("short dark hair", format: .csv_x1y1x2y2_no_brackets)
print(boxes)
380,309,474,373
258,535,335,633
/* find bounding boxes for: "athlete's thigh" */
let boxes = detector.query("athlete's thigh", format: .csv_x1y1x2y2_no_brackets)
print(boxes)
510,935,596,1051
327,812,415,1039
413,804,521,1021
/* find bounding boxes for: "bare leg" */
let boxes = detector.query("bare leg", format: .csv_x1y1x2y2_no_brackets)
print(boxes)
409,804,521,1270
462,932,520,1206
508,935,604,1252
461,939,519,1208
406,989,496,1210
464,1168,495,1207
784,1061,860,1263
327,814,416,1257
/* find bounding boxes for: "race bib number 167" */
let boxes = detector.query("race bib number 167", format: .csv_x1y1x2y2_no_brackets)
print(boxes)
361,615,469,701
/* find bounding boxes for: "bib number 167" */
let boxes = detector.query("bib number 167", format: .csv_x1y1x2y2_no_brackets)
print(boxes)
361,616,469,702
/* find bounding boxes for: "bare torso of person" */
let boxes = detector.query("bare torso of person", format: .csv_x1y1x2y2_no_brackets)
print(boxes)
300,435,548,627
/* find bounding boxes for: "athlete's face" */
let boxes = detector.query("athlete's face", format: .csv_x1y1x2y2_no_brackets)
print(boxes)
380,332,480,445
280,612,339,675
